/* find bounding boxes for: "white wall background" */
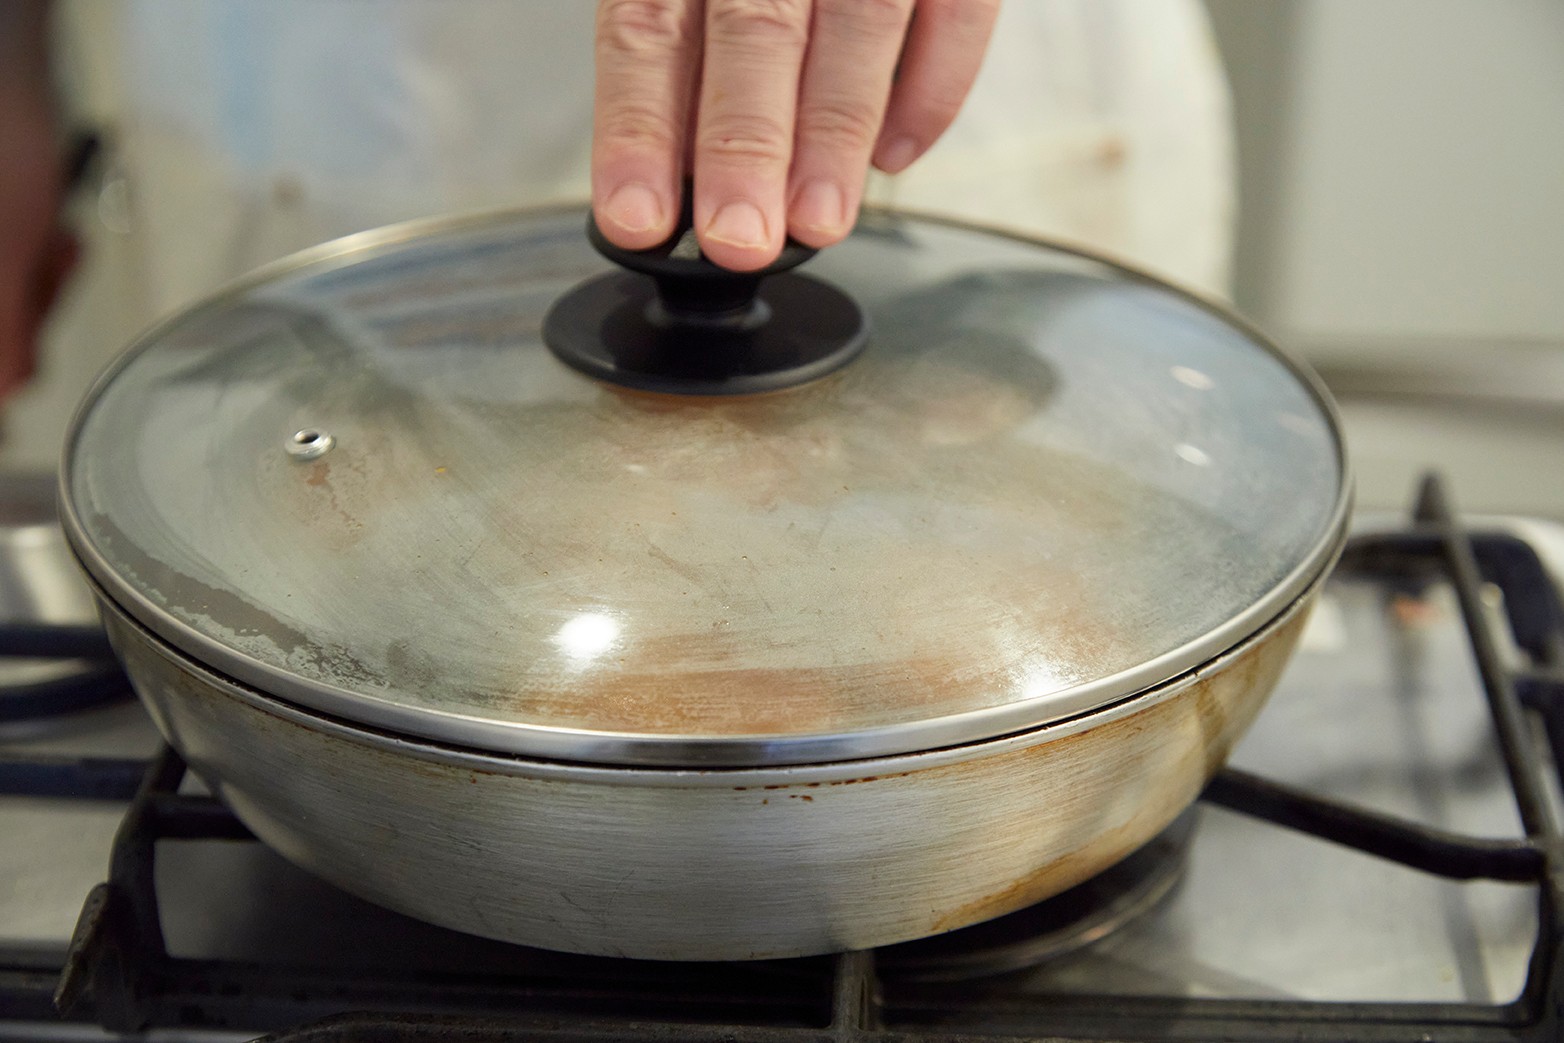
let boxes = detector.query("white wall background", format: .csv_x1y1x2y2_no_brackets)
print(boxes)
1207,0,1564,517
9,2,1564,517
1209,0,1564,346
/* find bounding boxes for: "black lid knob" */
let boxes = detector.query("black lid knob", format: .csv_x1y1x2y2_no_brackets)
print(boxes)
544,207,868,396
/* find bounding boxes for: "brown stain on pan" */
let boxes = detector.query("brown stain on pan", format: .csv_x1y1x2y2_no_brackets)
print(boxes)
923,603,1312,934
113,578,1320,956
298,458,365,540
930,819,1150,933
98,577,1321,958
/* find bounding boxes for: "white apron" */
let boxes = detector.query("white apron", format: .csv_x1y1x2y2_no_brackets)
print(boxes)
116,0,1234,316
5,0,1233,466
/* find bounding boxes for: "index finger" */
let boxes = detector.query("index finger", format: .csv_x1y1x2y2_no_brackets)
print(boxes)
592,0,703,249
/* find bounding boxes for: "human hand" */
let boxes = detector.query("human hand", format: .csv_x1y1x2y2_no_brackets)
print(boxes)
0,42,79,402
0,136,77,401
592,0,1000,271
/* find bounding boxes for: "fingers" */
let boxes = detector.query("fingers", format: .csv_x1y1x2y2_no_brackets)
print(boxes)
786,0,915,248
692,0,812,271
593,0,999,270
873,0,1000,174
593,0,703,249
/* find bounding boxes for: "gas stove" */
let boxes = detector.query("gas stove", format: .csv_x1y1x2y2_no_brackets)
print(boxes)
2,474,1562,1042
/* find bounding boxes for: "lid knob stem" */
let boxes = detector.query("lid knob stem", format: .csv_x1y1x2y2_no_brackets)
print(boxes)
586,206,812,331
544,204,868,396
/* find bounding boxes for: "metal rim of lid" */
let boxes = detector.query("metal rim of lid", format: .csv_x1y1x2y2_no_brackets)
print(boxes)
88,566,1331,781
57,204,1354,769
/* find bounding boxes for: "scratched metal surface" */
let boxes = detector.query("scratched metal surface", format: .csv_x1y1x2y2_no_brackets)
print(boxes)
0,539,1542,1005
94,575,1311,960
60,209,1345,766
16,456,1529,1010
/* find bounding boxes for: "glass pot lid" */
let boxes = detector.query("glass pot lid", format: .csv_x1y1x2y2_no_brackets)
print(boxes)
61,207,1348,767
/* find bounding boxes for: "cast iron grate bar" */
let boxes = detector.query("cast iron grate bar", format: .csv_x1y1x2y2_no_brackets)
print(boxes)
1519,670,1564,794
1202,768,1544,881
0,755,147,800
1415,477,1560,836
7,473,1564,1041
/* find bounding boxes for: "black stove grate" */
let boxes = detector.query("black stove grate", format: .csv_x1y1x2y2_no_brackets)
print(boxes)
3,472,1564,1042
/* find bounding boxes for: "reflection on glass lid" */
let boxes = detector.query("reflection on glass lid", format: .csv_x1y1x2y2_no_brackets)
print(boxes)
62,209,1347,767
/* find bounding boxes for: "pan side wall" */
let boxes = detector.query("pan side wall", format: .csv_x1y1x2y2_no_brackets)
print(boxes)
99,592,1313,960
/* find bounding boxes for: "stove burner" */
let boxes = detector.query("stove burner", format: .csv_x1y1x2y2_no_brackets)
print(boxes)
879,810,1195,981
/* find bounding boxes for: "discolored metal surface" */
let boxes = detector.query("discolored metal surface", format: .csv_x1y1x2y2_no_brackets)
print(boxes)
93,573,1317,960
61,208,1346,766
877,810,1196,981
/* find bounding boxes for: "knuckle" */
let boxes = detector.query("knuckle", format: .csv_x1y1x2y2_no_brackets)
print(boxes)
798,98,884,152
915,92,965,135
818,0,913,36
922,0,1000,35
699,113,792,168
600,102,683,153
597,0,695,58
707,0,810,49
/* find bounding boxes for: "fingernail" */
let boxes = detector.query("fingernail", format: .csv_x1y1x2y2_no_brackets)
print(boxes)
793,179,847,235
603,182,664,234
705,201,769,249
878,136,919,174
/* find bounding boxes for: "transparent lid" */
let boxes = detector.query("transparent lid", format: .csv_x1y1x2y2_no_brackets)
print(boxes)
62,208,1348,766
